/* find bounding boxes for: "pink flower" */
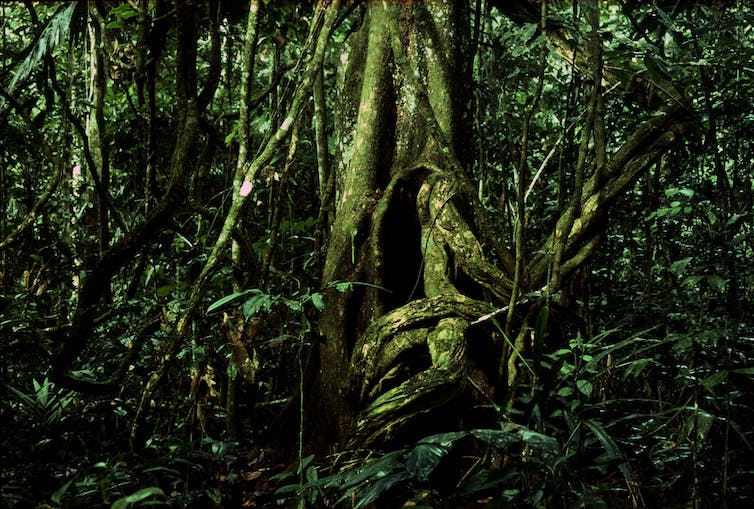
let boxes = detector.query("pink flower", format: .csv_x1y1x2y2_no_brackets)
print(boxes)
240,179,253,197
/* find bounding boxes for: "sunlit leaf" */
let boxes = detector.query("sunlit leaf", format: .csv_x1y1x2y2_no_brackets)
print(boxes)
4,3,82,97
243,293,275,320
206,289,259,314
311,292,325,311
111,487,165,509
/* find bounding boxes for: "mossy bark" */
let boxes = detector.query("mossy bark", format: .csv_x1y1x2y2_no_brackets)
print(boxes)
317,0,693,450
318,1,508,448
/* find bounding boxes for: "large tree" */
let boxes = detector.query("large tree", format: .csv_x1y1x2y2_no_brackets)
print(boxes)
315,0,693,448
4,2,752,504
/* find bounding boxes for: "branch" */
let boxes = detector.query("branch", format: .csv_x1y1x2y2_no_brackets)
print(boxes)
529,105,694,283
0,88,63,251
130,0,342,449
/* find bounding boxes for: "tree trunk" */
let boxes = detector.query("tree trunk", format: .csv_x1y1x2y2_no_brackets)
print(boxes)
318,0,505,448
317,0,693,450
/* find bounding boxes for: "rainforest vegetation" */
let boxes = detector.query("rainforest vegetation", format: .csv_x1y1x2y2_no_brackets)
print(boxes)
1,1,753,507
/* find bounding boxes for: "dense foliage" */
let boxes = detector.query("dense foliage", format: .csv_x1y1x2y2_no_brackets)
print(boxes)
1,1,752,508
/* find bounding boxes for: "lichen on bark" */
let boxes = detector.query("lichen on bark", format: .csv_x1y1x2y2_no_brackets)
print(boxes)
317,1,513,448
317,0,692,451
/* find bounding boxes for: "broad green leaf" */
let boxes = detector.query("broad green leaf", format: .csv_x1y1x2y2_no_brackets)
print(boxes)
156,283,177,297
405,442,450,482
583,419,632,484
577,379,593,397
471,428,519,450
243,293,274,320
701,370,728,390
351,471,411,509
705,275,728,292
111,487,165,509
669,257,692,276
282,298,303,312
472,426,560,462
331,281,353,292
665,187,694,198
725,213,746,227
622,357,654,379
5,3,80,96
311,292,325,310
110,4,138,19
297,454,315,474
207,289,259,314
682,275,703,287
51,476,77,504
339,451,404,489
684,410,714,442
557,387,574,397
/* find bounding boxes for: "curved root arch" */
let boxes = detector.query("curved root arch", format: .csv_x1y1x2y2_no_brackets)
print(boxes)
348,167,512,447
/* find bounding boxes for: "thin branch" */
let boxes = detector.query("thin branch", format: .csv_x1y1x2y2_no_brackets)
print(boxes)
130,0,342,449
0,88,63,251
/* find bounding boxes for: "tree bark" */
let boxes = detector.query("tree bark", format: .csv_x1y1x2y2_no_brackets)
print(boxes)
316,0,694,450
319,0,510,447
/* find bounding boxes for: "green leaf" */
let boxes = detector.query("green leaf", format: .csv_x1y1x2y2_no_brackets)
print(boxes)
111,487,165,509
701,370,728,390
472,425,560,462
332,281,353,292
282,298,303,312
665,187,694,198
339,451,405,489
705,275,728,293
472,428,519,450
405,442,451,482
5,3,80,96
156,283,177,297
242,293,274,320
583,419,632,483
682,275,703,287
669,257,692,276
516,91,528,105
51,476,77,504
34,378,49,407
576,379,593,397
297,454,315,474
207,289,259,314
725,213,746,227
110,4,138,20
557,386,574,397
351,471,411,509
310,292,325,311
622,357,654,379
685,410,714,442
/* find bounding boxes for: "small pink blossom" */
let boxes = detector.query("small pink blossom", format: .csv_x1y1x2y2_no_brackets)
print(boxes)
240,179,253,197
